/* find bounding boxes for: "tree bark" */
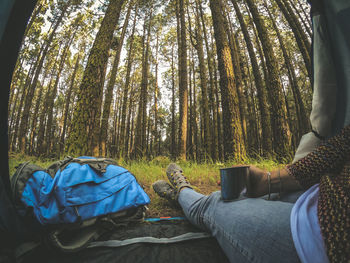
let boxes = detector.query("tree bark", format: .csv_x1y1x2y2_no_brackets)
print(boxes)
275,0,312,80
211,34,224,161
125,81,136,158
231,0,272,156
198,0,218,161
18,3,68,153
177,0,188,160
60,53,81,154
264,3,309,140
134,6,153,158
44,32,76,156
189,1,211,160
36,66,56,156
223,6,248,147
120,7,137,157
170,44,176,160
245,0,291,159
153,30,160,157
28,85,43,154
99,1,133,156
192,61,199,161
288,0,312,38
209,0,246,161
67,0,124,156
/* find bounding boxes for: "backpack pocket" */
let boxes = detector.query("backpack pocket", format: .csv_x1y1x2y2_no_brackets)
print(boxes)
55,163,149,223
63,169,135,206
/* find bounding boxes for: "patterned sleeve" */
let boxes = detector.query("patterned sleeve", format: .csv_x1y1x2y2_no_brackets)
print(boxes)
286,125,350,188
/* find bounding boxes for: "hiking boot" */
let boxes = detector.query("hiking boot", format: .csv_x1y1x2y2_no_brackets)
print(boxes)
166,163,192,199
152,180,177,201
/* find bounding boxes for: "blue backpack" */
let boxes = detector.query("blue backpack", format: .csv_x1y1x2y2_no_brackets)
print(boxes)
11,156,150,252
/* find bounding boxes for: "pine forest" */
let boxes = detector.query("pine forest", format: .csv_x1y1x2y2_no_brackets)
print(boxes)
8,0,313,163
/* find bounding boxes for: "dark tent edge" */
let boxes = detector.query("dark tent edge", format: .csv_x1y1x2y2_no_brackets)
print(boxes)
0,0,38,197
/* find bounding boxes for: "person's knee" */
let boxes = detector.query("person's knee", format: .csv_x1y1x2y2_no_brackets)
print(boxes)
185,191,221,226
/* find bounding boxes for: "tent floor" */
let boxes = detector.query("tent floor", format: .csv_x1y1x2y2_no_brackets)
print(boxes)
20,220,229,263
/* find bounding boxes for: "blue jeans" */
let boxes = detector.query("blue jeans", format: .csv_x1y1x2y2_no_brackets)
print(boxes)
178,188,303,263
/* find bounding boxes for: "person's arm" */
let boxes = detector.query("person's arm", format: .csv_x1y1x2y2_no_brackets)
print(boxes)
246,125,350,197
286,124,350,188
246,166,302,198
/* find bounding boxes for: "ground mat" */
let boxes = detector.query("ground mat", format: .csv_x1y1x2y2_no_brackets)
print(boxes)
19,220,229,263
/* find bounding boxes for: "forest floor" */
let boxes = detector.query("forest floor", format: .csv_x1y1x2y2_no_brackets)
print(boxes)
8,153,285,218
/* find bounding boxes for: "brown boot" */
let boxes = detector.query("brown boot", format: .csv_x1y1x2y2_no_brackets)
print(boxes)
166,163,192,200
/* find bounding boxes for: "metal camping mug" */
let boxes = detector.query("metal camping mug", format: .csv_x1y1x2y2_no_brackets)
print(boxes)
220,166,249,201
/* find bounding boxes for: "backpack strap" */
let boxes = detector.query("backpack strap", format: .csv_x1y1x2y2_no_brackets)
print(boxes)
45,206,146,253
71,158,117,174
48,157,117,176
46,223,102,253
46,156,73,177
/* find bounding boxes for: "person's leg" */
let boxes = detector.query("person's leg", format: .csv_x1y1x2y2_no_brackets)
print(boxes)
178,188,300,263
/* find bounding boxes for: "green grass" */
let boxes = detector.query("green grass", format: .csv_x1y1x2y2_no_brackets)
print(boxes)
9,152,54,176
8,153,287,217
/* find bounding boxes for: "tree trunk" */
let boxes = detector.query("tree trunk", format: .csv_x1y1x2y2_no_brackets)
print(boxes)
275,0,312,80
187,52,194,160
27,55,56,155
198,0,218,161
289,0,312,38
12,51,41,151
28,87,43,154
223,6,247,147
245,0,291,159
192,64,199,161
9,57,24,116
296,0,312,29
125,81,136,158
67,0,124,156
115,93,123,156
9,72,26,151
153,31,160,157
191,2,211,160
99,1,133,156
60,53,81,154
170,44,176,160
231,0,272,156
128,85,137,157
281,79,295,151
264,3,309,139
211,34,224,161
177,0,188,160
243,0,269,84
120,7,137,157
45,32,76,156
35,48,61,156
135,6,153,158
209,0,246,161
18,4,68,153
23,0,45,37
